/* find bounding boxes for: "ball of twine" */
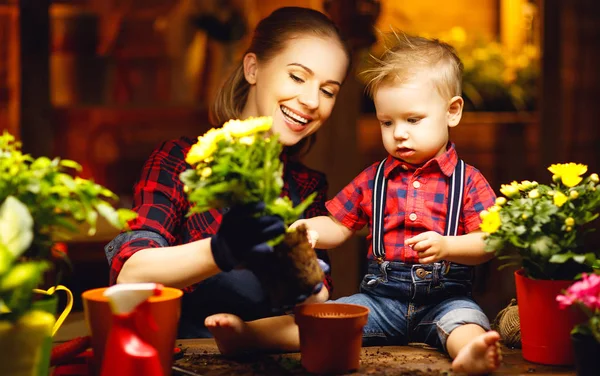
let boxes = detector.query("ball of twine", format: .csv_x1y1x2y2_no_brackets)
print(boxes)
492,298,521,348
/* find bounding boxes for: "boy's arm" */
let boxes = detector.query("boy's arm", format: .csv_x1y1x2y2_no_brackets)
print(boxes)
291,216,354,249
405,231,494,265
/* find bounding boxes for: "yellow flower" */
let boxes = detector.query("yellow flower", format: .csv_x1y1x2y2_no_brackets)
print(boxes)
565,217,575,226
239,136,255,145
479,210,489,219
186,142,216,165
480,210,501,234
185,128,229,165
223,116,272,138
449,26,467,46
548,163,588,187
528,189,540,199
553,192,568,207
495,197,507,206
500,181,520,198
488,205,501,213
520,180,534,190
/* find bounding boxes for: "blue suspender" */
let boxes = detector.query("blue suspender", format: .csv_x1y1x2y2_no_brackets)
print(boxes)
372,160,388,260
371,158,466,261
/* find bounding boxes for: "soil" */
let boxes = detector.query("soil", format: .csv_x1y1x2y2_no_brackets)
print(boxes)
173,346,451,376
172,339,577,376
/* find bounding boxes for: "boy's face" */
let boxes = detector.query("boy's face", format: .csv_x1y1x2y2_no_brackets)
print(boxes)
374,73,462,165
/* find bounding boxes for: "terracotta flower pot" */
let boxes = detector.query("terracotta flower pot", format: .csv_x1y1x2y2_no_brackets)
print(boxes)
514,269,585,365
294,303,369,374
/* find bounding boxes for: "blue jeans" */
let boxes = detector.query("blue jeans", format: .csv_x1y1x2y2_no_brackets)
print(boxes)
333,261,490,351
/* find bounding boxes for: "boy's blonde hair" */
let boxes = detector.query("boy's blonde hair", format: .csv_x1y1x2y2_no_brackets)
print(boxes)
363,33,463,101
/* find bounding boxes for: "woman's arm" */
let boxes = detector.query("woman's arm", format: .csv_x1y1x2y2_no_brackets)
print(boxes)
116,238,220,288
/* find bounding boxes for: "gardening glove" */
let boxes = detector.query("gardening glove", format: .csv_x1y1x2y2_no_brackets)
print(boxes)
211,202,285,272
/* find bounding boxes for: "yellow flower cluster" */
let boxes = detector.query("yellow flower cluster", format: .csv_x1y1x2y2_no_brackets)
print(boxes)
480,163,597,235
185,116,273,166
499,180,538,198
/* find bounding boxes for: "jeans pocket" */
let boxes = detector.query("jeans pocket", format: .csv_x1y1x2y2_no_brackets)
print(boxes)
439,279,472,297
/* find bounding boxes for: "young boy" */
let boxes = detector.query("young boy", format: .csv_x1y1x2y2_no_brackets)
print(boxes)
205,35,501,374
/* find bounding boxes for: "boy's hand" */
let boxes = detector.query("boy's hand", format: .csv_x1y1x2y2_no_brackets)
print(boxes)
405,231,448,264
290,219,319,248
307,230,319,248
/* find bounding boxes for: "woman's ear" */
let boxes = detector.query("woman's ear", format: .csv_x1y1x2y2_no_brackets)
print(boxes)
447,96,464,128
243,53,258,85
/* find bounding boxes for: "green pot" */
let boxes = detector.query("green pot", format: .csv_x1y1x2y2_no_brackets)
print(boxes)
0,309,55,376
0,286,73,376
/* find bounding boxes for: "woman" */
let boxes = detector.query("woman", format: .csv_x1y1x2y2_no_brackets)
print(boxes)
105,6,351,338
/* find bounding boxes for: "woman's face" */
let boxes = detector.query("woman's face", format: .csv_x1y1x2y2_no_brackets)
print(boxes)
241,36,349,146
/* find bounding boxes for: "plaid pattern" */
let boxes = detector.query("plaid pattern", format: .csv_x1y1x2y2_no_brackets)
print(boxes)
109,137,333,292
326,144,496,263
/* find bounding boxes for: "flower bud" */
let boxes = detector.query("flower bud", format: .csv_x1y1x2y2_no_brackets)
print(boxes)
552,174,561,183
565,217,575,226
201,167,212,178
569,190,579,199
566,226,573,232
591,173,599,183
522,213,528,220
495,197,507,206
528,189,540,199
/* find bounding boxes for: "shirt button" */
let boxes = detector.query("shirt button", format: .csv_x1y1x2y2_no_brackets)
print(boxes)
409,213,417,221
413,181,421,189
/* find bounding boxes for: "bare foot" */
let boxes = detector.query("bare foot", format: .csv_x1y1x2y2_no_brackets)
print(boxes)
205,313,253,355
451,331,502,375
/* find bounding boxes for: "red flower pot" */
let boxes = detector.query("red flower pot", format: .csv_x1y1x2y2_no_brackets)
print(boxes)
514,269,585,365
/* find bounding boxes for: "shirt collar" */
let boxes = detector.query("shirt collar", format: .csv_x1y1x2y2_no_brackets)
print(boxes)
383,142,458,178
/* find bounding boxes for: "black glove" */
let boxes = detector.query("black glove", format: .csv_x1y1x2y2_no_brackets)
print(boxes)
211,202,285,271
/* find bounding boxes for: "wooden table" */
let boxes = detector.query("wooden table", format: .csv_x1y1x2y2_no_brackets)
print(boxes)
172,339,576,376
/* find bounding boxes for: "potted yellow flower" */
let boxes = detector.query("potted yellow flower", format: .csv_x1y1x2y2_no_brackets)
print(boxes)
481,162,600,365
180,116,324,310
0,131,136,375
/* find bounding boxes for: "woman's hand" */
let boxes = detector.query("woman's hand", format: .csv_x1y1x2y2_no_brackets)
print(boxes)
211,202,285,271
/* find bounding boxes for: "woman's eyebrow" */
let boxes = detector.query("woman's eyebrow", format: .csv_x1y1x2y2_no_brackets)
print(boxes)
287,63,342,86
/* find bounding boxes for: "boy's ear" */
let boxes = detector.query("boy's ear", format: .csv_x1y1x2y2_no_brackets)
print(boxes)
447,96,464,128
243,53,258,85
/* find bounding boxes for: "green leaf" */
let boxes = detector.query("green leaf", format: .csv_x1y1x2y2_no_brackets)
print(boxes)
0,261,48,292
